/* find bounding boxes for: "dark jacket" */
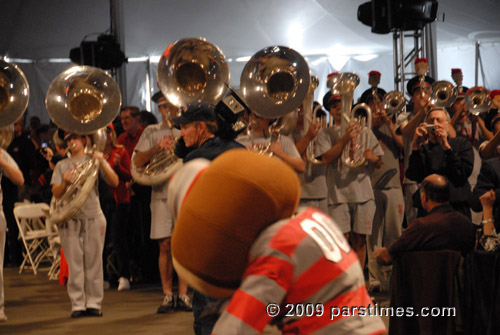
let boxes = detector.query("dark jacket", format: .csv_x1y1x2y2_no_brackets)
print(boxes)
388,204,476,257
406,136,474,205
471,157,500,230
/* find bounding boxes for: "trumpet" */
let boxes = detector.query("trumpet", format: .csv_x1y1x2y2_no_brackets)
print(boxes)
465,86,491,116
329,73,372,168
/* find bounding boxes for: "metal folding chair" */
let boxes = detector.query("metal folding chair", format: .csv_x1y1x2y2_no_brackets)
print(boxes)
13,203,59,275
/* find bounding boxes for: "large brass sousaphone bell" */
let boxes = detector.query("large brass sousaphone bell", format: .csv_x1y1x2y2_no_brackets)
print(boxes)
46,66,121,133
46,65,122,224
157,37,230,108
0,60,30,149
240,46,310,118
132,38,230,186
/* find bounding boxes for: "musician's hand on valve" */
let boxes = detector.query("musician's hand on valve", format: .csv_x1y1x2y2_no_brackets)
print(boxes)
269,141,284,156
93,151,105,163
159,136,174,151
306,120,321,140
341,123,357,145
63,169,74,185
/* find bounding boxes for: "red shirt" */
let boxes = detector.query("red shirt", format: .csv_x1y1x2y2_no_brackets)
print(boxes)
117,126,144,158
106,146,132,204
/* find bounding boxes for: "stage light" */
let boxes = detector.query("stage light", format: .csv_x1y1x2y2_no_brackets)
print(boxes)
358,0,438,34
69,34,126,69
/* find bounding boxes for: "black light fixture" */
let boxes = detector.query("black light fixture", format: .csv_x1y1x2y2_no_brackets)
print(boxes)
358,0,438,34
69,34,126,70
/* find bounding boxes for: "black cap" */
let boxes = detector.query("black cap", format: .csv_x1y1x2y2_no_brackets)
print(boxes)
322,91,341,111
406,75,435,96
359,88,386,104
152,91,166,104
172,102,216,125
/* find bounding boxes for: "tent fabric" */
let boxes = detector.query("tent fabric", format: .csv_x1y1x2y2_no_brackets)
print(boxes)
1,0,499,123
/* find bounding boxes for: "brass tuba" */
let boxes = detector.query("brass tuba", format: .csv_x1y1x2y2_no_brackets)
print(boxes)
46,65,121,225
329,73,372,168
131,38,229,185
465,86,491,116
430,80,457,109
240,45,310,119
0,60,30,148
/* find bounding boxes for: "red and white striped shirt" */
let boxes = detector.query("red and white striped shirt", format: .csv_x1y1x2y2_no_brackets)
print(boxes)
212,207,386,335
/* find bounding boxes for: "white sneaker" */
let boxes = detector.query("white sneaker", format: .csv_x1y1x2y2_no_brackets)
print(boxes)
103,280,111,290
0,309,7,322
118,277,130,291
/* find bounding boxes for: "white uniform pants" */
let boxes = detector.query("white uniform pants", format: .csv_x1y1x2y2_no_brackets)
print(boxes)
0,211,6,315
366,187,404,291
59,213,106,312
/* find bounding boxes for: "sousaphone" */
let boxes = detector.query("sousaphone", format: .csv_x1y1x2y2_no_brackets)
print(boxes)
0,60,30,148
45,65,121,224
131,38,230,185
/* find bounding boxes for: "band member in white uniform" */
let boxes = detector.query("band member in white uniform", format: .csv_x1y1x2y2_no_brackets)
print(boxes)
133,92,192,313
236,112,305,173
0,148,24,322
51,133,118,318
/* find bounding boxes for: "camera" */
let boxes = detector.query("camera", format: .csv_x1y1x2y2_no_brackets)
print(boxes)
424,125,436,133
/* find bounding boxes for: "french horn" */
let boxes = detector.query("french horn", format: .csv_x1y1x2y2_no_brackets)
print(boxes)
131,38,229,185
0,60,30,148
46,65,121,225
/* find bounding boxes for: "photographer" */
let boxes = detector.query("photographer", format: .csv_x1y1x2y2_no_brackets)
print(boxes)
406,108,474,219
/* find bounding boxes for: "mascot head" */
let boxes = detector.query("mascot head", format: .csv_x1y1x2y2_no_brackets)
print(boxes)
168,149,300,297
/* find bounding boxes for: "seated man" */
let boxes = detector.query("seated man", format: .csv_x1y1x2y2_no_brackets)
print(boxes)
374,174,476,266
168,149,386,335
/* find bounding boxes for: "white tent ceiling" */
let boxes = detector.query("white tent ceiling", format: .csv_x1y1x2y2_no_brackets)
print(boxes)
1,0,500,122
2,0,499,60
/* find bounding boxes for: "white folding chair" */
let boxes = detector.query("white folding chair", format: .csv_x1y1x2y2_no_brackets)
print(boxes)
13,203,58,275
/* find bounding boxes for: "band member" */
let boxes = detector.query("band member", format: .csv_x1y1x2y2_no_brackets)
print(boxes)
292,103,328,212
0,147,24,322
51,132,118,318
359,70,387,104
451,68,468,95
133,92,192,313
365,93,404,292
318,92,383,269
236,112,305,173
397,66,434,226
167,150,386,334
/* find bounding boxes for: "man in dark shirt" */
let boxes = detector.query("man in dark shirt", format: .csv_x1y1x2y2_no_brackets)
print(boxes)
374,174,476,265
172,101,244,335
405,108,474,218
173,102,243,163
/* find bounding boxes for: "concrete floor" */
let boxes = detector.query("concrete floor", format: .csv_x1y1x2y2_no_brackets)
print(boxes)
2,266,389,334
1,266,283,335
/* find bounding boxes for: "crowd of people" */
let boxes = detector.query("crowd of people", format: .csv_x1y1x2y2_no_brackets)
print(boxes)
0,56,499,334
